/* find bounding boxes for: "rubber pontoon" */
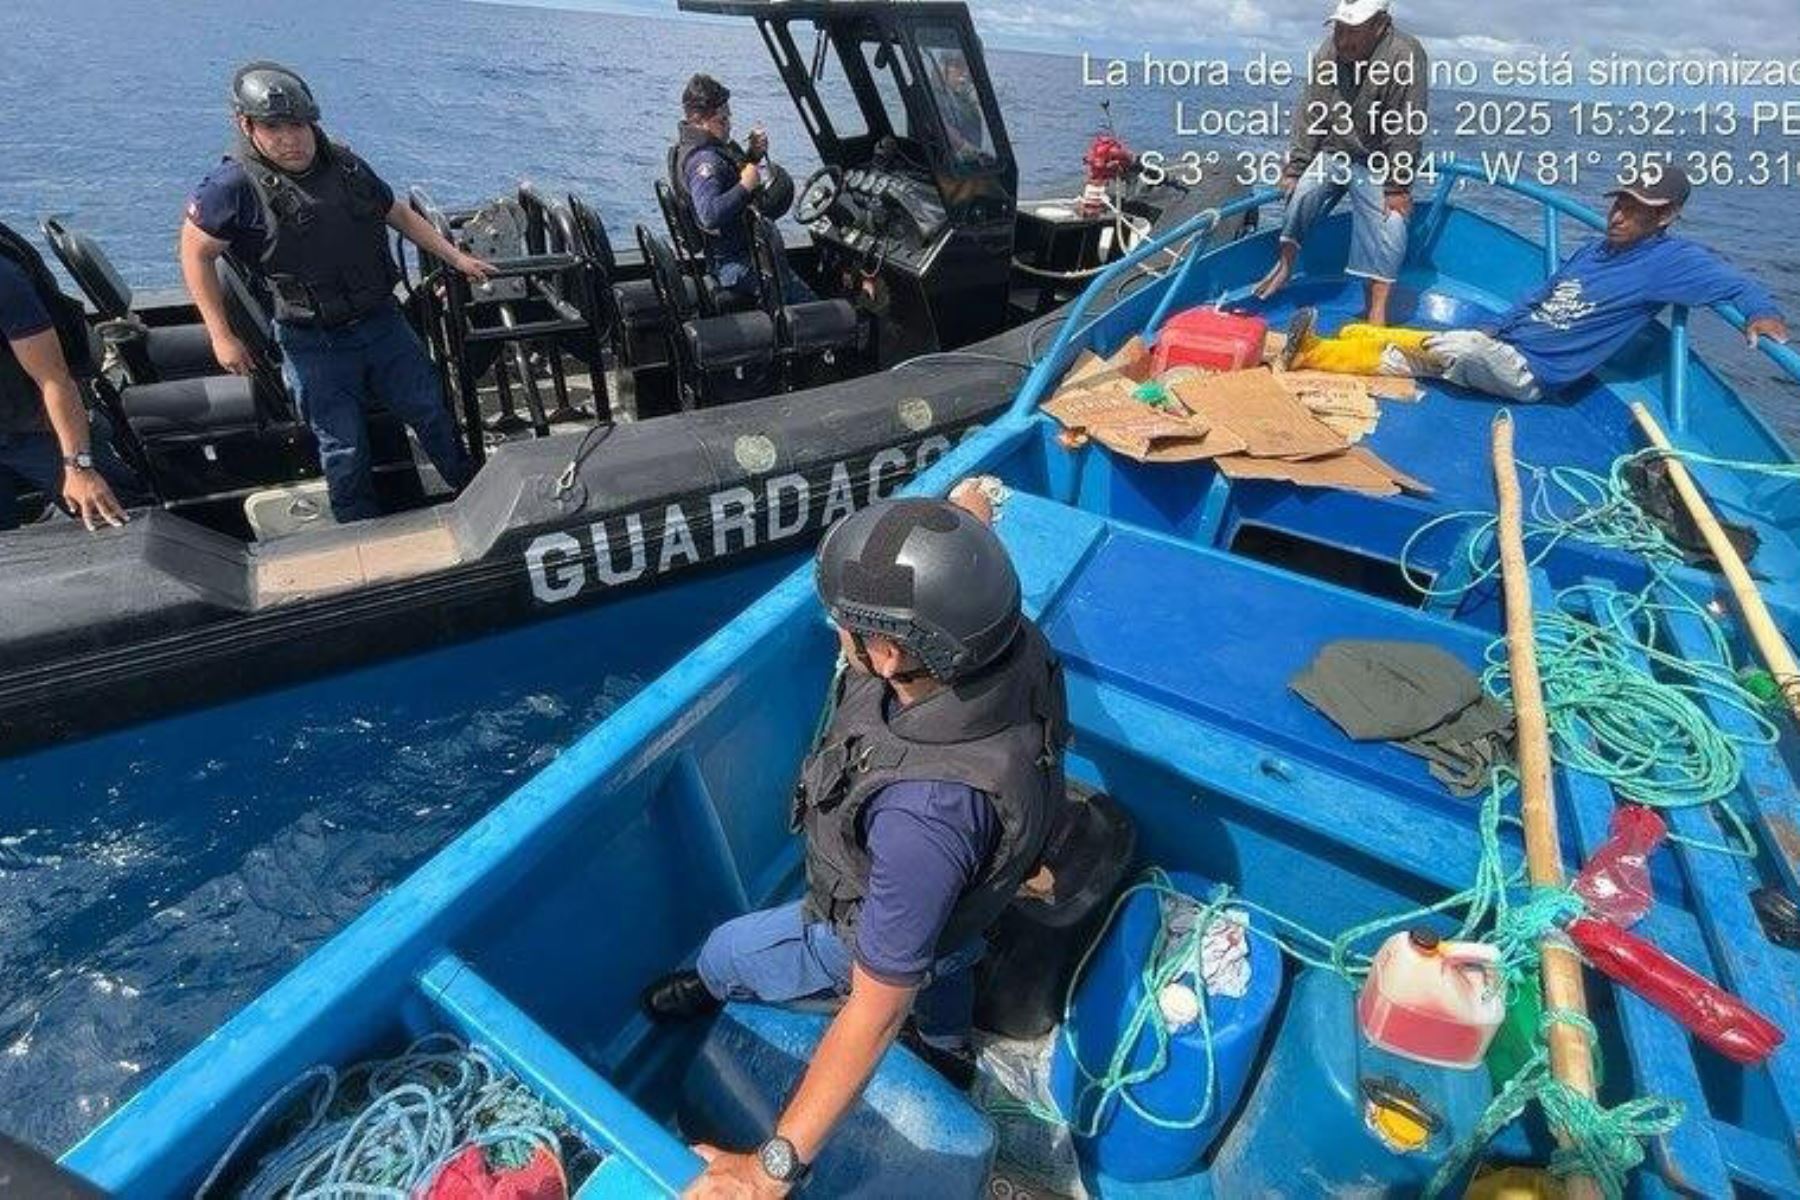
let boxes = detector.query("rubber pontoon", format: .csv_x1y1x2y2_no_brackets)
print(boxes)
0,0,1249,753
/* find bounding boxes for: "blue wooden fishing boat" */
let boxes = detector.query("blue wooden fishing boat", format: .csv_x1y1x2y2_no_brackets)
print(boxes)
51,163,1800,1197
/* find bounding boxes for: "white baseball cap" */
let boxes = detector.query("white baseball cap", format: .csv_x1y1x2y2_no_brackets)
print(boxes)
1327,0,1390,25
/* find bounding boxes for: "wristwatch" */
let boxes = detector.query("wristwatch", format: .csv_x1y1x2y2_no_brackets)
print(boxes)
757,1136,808,1185
62,451,95,471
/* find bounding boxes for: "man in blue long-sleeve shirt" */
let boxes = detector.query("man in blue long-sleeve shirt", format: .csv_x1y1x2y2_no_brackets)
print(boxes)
1285,171,1789,400
668,74,815,305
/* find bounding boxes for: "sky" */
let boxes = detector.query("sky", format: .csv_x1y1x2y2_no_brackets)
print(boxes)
489,0,1800,62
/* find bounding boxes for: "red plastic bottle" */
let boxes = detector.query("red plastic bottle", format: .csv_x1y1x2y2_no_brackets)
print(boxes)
1572,805,1667,929
1566,917,1785,1065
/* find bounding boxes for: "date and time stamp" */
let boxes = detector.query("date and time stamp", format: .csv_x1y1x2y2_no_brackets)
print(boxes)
1080,51,1800,190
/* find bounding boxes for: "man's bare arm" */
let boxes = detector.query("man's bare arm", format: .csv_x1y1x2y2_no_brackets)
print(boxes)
684,966,914,1197
386,202,495,280
775,966,914,1163
178,219,254,375
12,328,125,529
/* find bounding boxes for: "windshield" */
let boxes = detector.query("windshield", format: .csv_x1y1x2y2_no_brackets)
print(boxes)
858,37,915,140
916,24,993,167
808,23,869,141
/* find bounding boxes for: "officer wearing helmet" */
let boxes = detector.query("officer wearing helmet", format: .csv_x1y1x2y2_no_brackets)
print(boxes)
643,490,1067,1197
179,62,494,524
670,73,814,305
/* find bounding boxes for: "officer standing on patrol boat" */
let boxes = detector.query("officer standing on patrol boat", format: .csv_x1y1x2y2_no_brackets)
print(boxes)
641,491,1067,1198
179,61,493,524
670,73,815,305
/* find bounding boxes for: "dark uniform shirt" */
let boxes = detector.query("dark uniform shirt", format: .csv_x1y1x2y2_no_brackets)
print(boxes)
0,256,54,434
856,779,1000,985
186,157,397,264
679,131,755,288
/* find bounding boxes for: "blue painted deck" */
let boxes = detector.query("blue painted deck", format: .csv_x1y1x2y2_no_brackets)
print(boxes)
59,171,1800,1197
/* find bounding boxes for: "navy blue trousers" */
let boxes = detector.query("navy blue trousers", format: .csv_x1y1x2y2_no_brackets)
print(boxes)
274,302,473,523
695,900,983,1048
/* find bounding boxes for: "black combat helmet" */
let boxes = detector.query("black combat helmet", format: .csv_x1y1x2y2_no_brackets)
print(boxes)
682,73,731,118
815,498,1022,682
231,61,321,123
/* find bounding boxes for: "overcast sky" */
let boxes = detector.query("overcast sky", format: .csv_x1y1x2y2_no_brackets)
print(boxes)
525,0,1800,62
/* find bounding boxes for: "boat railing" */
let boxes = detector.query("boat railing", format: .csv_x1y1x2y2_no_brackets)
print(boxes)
1013,164,1800,441
1007,187,1281,420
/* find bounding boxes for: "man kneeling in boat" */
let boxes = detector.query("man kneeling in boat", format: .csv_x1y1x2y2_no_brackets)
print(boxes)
1282,171,1790,401
642,490,1068,1197
179,62,494,524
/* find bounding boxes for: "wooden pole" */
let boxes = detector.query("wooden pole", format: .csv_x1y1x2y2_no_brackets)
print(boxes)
1492,412,1603,1200
1632,401,1800,723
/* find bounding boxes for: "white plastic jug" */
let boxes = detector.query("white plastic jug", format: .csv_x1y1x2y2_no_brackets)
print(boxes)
1356,928,1505,1070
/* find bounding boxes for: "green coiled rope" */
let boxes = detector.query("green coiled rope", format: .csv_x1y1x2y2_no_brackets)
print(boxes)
1401,445,1785,857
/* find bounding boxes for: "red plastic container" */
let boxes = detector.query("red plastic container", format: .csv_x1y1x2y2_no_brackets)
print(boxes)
1150,307,1269,375
1356,928,1505,1070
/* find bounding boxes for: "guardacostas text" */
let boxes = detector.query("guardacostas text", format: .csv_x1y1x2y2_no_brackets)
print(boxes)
523,435,955,605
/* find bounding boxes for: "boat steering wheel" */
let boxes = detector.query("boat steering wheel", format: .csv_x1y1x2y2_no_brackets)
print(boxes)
795,166,844,226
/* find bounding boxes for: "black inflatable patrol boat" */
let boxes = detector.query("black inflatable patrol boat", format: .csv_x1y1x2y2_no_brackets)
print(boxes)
0,0,1249,753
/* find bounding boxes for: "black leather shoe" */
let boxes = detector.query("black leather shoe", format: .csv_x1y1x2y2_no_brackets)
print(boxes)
640,969,723,1022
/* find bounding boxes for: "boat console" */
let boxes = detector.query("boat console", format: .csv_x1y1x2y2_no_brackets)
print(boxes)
682,0,1019,360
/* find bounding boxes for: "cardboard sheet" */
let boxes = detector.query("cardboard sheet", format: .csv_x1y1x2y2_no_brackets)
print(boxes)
1274,375,1382,443
1168,369,1348,460
1042,377,1247,463
1280,370,1421,403
1045,347,1431,485
1065,335,1153,389
1212,444,1435,497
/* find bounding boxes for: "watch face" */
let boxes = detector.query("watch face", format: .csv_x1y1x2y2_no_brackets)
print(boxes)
759,1136,800,1182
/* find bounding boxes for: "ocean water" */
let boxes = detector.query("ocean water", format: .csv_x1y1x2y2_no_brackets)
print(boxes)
0,551,793,1156
2,0,1799,1162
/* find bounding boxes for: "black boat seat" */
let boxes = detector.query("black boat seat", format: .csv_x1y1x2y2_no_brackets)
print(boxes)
637,224,775,408
706,279,758,315
655,179,710,277
40,216,133,320
747,213,857,361
615,276,694,330
42,216,238,385
653,180,761,317
119,374,261,439
781,299,859,355
142,322,220,379
683,310,777,371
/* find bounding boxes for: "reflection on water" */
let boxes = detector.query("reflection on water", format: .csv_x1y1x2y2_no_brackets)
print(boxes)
0,549,795,1155
0,677,639,1154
